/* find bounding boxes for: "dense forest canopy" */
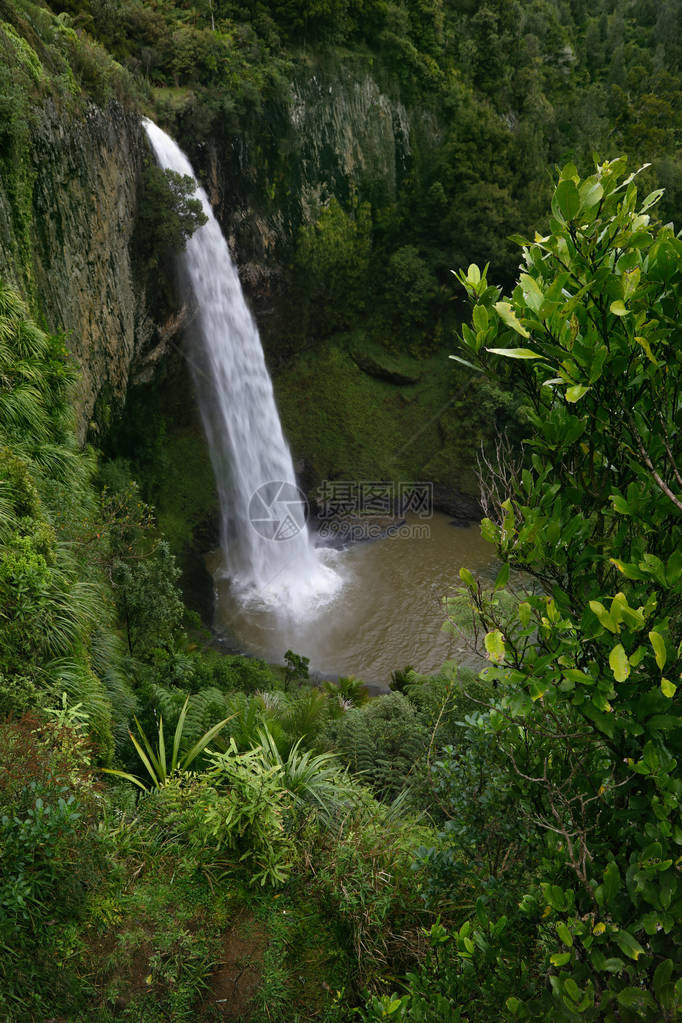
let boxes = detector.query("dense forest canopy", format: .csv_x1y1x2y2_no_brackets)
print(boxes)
0,0,680,1019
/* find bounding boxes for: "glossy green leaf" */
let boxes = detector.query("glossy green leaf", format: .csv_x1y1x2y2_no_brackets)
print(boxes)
613,930,645,961
449,354,483,372
580,179,604,209
487,347,541,359
472,304,488,332
603,861,621,904
494,562,510,590
616,988,655,1010
555,179,580,220
519,273,544,313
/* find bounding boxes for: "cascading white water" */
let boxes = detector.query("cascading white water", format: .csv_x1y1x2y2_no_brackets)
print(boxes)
142,119,340,611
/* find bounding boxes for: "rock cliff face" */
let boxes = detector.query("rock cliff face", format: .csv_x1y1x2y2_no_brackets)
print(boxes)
0,58,476,524
183,54,421,313
0,100,151,438
0,57,423,435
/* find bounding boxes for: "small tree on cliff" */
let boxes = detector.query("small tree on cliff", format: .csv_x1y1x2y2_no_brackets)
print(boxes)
136,161,207,267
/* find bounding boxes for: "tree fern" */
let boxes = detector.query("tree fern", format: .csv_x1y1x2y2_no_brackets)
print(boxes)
181,686,232,744
279,686,329,749
323,693,430,801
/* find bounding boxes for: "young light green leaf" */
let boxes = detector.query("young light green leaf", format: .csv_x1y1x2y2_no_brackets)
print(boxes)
589,600,619,633
622,266,640,300
493,301,530,338
550,951,572,967
609,644,630,682
487,347,541,359
610,300,628,316
661,678,676,698
484,629,505,663
649,630,667,671
459,567,476,588
566,384,589,403
634,336,658,364
519,273,544,313
473,304,488,332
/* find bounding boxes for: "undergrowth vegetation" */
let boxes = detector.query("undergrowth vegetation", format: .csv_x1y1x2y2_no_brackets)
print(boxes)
1,1,682,1018
0,279,509,1020
2,155,682,1019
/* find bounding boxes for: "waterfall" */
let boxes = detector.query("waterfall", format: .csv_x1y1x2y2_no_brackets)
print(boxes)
142,119,339,611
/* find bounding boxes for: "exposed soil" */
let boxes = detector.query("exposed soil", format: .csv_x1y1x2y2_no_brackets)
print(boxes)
203,912,268,1021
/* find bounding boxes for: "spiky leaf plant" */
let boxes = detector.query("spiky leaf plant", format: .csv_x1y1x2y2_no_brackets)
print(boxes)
103,695,234,790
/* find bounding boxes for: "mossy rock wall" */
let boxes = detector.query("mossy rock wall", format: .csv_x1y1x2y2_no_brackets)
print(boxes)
275,337,500,521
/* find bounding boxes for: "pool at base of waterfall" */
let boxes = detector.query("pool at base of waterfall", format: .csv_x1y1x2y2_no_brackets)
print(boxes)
210,512,497,688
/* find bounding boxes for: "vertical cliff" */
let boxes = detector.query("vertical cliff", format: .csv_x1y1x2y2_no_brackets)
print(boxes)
28,102,149,434
0,7,160,437
174,52,423,308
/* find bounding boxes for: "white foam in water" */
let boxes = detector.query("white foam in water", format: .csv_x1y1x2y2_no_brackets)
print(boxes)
142,119,342,613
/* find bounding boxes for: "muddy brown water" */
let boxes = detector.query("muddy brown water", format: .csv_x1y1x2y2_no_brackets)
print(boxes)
211,512,496,688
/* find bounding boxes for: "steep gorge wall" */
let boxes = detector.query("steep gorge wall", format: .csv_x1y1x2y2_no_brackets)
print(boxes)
0,55,425,432
0,98,153,437
0,50,478,533
179,54,427,319
166,60,481,521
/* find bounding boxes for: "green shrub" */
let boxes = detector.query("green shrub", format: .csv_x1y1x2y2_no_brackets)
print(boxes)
0,714,103,1017
197,741,295,886
113,540,185,658
444,160,682,1020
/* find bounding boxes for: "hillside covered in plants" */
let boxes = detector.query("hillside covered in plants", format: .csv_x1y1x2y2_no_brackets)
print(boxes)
0,0,681,1020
